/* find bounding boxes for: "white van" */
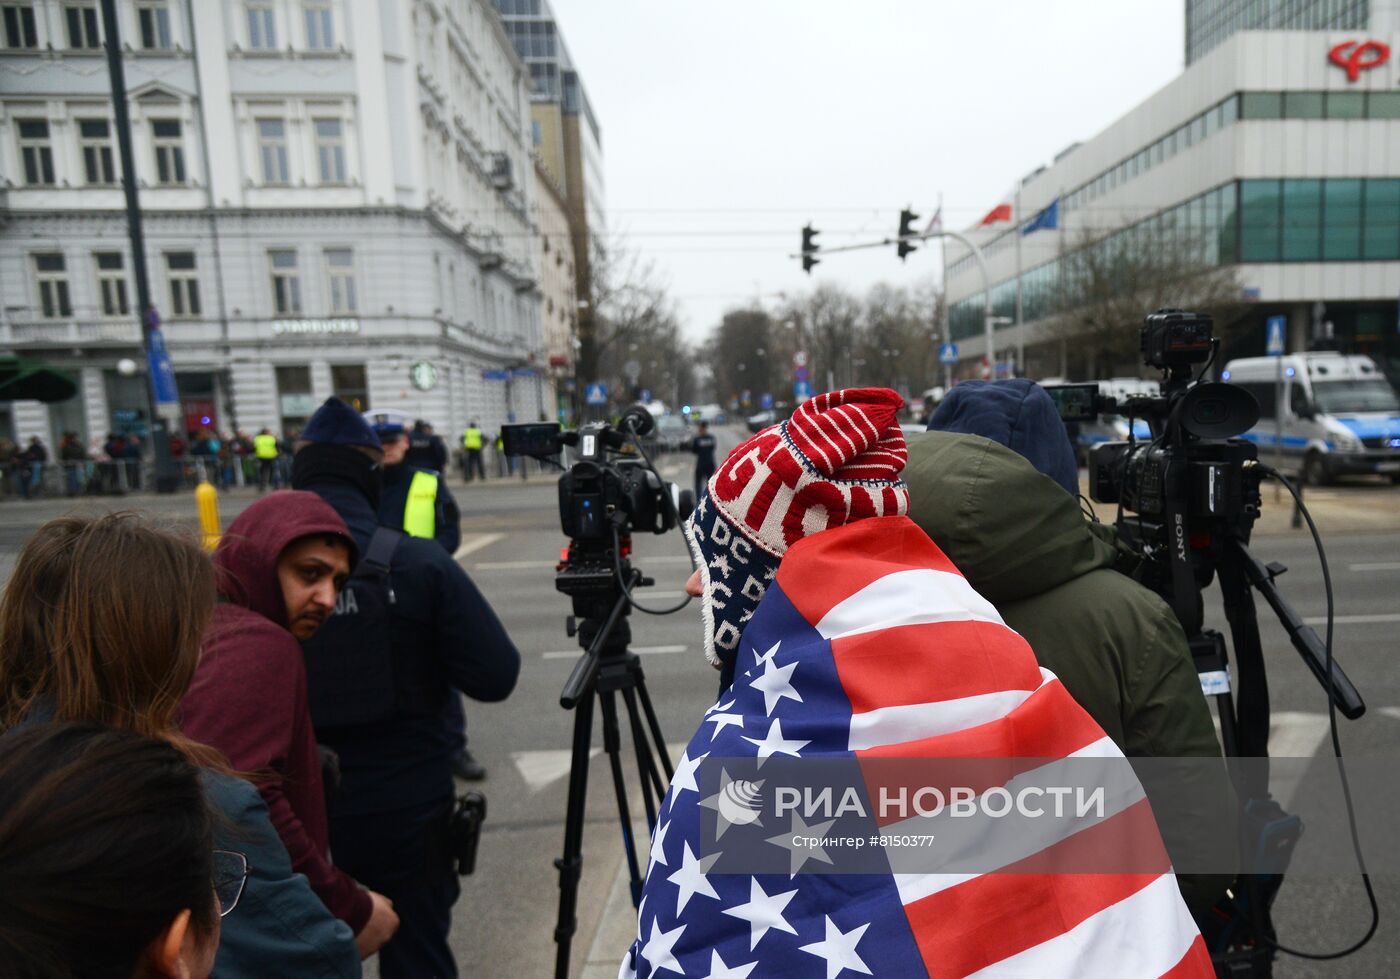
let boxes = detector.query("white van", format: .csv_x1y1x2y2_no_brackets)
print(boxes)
1221,352,1400,484
1070,378,1156,464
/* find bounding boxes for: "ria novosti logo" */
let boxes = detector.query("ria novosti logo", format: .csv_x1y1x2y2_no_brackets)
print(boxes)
1328,39,1392,82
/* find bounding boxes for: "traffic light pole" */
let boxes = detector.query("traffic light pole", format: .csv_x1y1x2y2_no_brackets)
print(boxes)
793,229,996,376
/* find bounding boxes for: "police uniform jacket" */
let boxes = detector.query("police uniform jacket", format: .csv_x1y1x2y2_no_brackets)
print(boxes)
378,462,461,554
301,479,520,816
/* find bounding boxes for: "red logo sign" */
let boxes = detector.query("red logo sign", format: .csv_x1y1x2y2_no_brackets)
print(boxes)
1328,39,1391,82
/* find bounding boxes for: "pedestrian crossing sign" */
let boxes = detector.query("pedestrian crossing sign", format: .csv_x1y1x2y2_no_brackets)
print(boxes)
1266,316,1286,356
585,382,608,406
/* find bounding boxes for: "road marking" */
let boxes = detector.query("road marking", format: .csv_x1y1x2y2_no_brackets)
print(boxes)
1302,613,1400,625
1211,711,1333,810
474,555,692,572
512,741,690,793
1348,562,1400,572
454,533,505,560
540,644,688,660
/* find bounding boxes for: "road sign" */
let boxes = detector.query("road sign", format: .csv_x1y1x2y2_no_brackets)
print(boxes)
623,360,641,381
938,343,959,365
482,370,508,381
639,388,652,402
792,350,808,368
794,365,809,382
585,382,608,406
1266,315,1286,356
760,392,774,410
794,380,812,400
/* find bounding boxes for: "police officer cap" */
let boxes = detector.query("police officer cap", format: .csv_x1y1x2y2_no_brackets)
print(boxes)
364,408,410,439
300,397,381,450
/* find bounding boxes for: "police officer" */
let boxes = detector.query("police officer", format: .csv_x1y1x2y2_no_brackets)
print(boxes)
688,420,717,502
461,421,486,483
405,419,448,473
254,427,279,492
292,398,520,979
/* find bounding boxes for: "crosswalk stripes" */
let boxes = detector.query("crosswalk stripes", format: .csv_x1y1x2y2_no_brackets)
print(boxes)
511,743,691,793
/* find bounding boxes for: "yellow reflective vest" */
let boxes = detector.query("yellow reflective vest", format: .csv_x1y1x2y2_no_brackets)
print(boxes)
253,434,278,460
463,427,484,451
403,470,438,539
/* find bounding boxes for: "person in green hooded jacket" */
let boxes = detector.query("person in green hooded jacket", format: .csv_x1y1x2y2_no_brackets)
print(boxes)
906,379,1237,920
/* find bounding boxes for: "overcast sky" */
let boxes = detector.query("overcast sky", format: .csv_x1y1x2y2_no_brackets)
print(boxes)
551,0,1186,341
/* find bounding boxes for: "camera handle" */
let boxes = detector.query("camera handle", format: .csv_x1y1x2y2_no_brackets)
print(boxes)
552,584,674,979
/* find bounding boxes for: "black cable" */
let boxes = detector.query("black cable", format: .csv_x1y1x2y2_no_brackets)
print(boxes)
1255,464,1379,961
610,523,693,616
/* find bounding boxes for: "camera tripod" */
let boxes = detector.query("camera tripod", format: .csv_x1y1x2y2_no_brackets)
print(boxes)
1121,460,1364,977
551,563,674,979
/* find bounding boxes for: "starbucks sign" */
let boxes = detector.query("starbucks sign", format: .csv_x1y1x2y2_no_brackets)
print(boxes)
410,361,439,391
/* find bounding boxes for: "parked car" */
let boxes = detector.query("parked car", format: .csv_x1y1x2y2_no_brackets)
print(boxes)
652,414,689,452
745,409,778,433
1223,352,1400,484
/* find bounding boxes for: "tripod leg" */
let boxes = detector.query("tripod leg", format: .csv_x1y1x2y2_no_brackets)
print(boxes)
553,688,596,979
599,690,646,906
632,665,675,781
620,686,666,827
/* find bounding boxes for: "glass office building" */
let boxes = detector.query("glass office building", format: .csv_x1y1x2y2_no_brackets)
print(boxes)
1186,0,1371,64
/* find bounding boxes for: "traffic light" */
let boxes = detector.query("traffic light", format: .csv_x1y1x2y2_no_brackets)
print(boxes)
801,224,820,274
897,208,919,261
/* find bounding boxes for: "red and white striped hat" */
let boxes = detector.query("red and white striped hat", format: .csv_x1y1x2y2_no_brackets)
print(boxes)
684,388,910,669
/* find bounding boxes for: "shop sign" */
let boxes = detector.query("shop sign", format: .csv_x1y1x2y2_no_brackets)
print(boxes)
271,318,361,336
410,361,438,391
1328,39,1391,82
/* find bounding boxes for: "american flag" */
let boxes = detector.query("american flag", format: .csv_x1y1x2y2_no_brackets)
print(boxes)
621,516,1212,978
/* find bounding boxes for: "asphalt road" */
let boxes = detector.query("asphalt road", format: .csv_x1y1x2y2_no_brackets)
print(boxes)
0,427,1396,977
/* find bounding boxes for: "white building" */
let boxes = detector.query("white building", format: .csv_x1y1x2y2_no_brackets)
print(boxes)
946,21,1400,380
0,0,551,448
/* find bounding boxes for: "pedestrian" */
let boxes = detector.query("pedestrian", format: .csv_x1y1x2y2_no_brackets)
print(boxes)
405,419,449,473
293,397,520,978
0,512,360,978
917,379,1237,918
180,491,399,962
686,420,717,503
367,410,482,782
20,434,47,498
254,427,279,491
462,420,486,482
0,722,223,979
0,437,15,496
123,434,143,491
58,431,87,497
102,431,127,492
618,388,1213,979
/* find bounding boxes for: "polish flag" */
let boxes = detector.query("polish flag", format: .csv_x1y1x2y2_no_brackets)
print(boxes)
978,187,1015,226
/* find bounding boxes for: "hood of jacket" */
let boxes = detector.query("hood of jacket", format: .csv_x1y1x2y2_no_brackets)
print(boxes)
213,490,358,629
927,379,1079,497
904,430,1118,605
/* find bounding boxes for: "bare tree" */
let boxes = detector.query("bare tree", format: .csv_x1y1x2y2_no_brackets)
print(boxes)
705,308,781,409
1046,226,1245,377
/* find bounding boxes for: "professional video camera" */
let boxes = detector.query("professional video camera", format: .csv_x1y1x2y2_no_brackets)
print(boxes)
500,406,694,979
1048,309,1369,977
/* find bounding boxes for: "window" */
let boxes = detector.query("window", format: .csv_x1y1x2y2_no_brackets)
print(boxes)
1239,92,1282,119
330,364,367,411
257,118,290,184
1282,92,1323,119
151,119,185,184
1325,92,1364,119
2,2,37,48
33,254,72,319
1366,92,1400,120
17,119,54,186
324,248,356,313
165,252,200,317
1362,180,1400,261
1322,179,1363,261
303,1,333,49
313,118,345,183
79,119,115,184
269,249,301,314
137,0,172,49
1220,94,1238,127
246,1,275,49
64,2,99,48
94,252,129,316
1240,179,1281,262
1280,179,1322,261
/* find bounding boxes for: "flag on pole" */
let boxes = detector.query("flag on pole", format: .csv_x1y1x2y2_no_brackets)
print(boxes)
923,204,943,235
1022,197,1061,236
978,187,1015,226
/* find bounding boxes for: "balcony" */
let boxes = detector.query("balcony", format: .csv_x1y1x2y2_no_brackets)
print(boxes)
1,319,142,347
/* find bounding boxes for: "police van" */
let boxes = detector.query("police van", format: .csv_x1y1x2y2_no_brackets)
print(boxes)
1220,352,1400,485
1069,377,1156,464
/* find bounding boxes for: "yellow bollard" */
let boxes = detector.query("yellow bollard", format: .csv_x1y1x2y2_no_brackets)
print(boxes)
195,478,221,552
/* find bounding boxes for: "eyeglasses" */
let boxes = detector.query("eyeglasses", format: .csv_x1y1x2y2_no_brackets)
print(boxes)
212,849,250,917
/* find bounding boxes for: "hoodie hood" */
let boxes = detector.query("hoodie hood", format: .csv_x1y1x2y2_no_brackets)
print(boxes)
928,379,1079,497
904,430,1116,604
213,490,358,629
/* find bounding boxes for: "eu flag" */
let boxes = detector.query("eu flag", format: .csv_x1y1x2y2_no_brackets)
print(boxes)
1022,197,1060,236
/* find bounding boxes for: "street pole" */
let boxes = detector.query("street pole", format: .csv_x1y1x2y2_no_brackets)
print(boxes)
102,0,178,492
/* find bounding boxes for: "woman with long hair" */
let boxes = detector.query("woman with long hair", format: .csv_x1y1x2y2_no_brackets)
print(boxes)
0,513,359,978
0,721,224,979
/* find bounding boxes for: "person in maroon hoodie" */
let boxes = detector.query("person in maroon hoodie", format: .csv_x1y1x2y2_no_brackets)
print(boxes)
181,490,400,962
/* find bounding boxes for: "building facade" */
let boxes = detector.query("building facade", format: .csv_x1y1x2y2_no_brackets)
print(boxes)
945,28,1400,380
1186,0,1380,65
0,0,550,449
531,155,576,419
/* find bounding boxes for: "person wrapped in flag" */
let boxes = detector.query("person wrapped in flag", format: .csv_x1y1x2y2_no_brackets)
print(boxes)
618,388,1213,978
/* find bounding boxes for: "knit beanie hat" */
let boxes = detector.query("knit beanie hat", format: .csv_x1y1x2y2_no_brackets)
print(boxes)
684,388,909,673
300,397,381,451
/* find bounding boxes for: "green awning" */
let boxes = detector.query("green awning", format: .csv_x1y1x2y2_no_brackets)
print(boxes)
0,357,79,403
